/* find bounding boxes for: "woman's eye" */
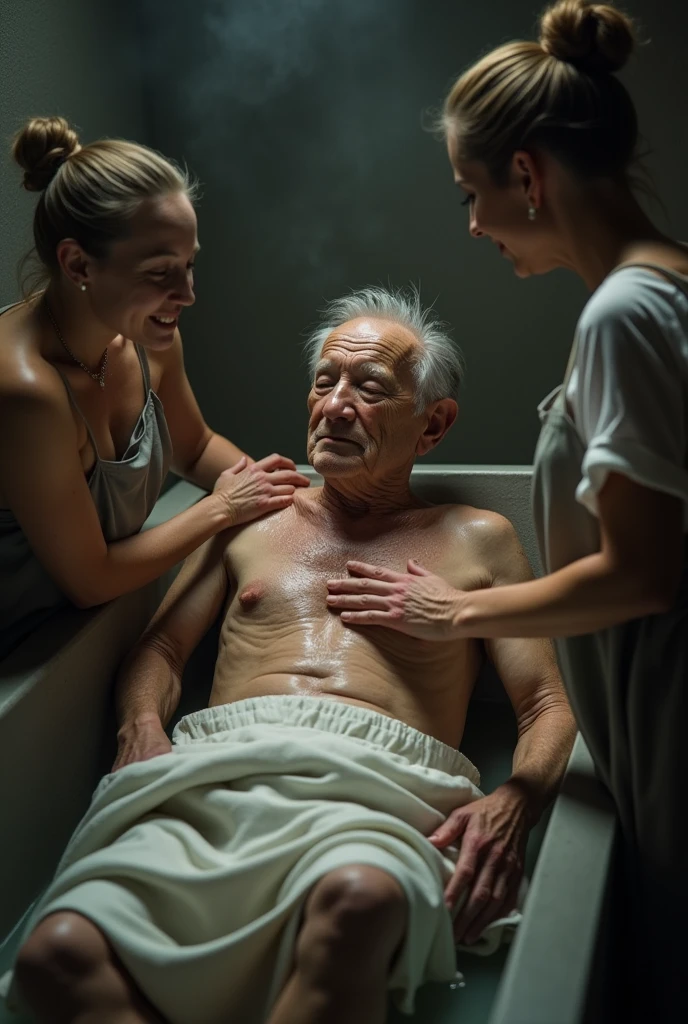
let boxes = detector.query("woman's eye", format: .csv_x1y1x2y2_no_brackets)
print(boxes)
461,194,475,207
361,385,384,396
148,264,194,280
315,379,333,389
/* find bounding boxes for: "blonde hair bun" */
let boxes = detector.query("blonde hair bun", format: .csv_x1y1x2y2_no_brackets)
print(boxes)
12,116,81,193
539,0,635,74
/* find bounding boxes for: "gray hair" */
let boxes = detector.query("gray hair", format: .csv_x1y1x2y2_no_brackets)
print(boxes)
304,286,463,413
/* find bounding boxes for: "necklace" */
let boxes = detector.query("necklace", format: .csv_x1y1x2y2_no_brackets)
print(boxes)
44,301,108,389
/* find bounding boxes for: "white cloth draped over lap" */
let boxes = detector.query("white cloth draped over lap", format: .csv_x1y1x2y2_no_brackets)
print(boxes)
3,696,520,1024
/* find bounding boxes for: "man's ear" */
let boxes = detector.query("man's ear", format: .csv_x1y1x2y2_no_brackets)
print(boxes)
416,399,458,457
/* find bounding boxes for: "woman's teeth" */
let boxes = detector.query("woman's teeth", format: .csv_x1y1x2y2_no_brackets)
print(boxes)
152,315,176,325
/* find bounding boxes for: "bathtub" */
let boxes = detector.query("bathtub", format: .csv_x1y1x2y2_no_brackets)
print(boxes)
0,467,618,1023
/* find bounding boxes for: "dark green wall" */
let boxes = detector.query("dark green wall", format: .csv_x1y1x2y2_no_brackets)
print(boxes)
4,1,687,467
138,0,688,466
0,0,147,302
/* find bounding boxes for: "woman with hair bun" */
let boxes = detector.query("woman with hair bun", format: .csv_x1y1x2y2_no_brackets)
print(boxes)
0,117,309,659
328,2,688,1014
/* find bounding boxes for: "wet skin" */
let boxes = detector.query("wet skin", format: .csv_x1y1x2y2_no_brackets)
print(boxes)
209,486,489,749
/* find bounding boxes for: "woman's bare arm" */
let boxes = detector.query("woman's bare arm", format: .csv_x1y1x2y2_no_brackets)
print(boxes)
457,473,683,637
155,330,253,489
0,377,231,607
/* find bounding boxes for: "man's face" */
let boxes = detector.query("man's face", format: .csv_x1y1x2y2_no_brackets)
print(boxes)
306,317,425,482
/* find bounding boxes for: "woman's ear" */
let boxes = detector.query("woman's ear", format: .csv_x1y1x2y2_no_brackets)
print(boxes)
512,149,543,211
56,239,92,289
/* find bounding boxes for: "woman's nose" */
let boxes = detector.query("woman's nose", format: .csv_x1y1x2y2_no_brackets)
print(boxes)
469,211,483,239
171,271,195,306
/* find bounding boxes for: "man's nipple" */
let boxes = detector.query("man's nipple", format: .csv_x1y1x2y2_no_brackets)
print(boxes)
238,582,265,610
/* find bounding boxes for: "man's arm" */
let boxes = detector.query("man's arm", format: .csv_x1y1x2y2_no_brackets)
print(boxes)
429,513,576,945
325,510,576,943
481,515,576,825
113,532,230,770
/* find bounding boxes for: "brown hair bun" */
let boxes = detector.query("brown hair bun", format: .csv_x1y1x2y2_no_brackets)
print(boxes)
12,116,81,192
539,0,635,74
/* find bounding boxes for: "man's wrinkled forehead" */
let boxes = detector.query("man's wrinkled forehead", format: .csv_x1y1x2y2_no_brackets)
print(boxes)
319,317,418,371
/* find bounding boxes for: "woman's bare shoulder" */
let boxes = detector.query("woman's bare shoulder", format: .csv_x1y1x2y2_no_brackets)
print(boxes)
0,305,69,409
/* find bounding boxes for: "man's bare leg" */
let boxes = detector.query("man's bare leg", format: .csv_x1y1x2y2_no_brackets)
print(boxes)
268,865,407,1024
15,912,163,1024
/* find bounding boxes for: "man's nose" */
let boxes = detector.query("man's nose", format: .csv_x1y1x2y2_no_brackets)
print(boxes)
322,381,356,421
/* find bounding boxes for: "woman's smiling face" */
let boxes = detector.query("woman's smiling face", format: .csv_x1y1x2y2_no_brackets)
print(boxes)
447,131,561,280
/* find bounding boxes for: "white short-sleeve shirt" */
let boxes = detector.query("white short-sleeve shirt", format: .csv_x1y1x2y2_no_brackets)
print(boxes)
564,266,688,528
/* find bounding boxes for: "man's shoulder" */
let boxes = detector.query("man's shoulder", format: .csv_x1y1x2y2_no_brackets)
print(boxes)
222,494,312,564
433,501,516,543
431,503,525,584
227,488,320,543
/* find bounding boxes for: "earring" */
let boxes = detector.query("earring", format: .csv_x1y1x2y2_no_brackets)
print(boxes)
80,283,87,292
528,206,537,221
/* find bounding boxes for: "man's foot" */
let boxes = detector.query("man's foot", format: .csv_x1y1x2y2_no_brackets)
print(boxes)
15,911,163,1023
268,864,407,1024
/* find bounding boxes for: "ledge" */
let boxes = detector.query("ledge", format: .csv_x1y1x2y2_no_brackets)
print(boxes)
489,734,618,1024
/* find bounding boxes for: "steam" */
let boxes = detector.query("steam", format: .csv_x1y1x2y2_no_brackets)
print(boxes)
197,0,379,108
141,0,417,290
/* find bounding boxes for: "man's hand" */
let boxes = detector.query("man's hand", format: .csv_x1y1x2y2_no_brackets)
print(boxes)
428,786,529,945
112,716,173,772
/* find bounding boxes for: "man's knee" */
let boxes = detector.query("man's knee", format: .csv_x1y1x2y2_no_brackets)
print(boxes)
303,865,407,958
15,911,110,992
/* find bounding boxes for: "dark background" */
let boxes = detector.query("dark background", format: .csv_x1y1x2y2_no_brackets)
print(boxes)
3,0,687,465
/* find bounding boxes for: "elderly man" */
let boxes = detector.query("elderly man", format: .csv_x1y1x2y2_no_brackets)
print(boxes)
14,288,575,1024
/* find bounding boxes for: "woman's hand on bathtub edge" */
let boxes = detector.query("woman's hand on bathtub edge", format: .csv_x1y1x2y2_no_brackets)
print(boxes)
113,715,173,772
428,787,529,945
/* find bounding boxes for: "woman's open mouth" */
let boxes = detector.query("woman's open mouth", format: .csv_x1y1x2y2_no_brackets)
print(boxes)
150,314,178,328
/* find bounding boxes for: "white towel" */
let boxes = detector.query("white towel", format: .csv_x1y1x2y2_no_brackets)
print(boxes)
2,696,522,1022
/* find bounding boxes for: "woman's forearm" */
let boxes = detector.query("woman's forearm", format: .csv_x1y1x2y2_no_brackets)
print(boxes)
456,553,669,639
80,494,229,606
183,432,252,490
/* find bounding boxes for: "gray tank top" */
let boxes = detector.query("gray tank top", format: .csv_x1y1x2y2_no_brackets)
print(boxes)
0,303,172,661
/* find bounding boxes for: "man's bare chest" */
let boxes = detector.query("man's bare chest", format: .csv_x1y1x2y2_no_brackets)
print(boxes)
222,507,485,620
